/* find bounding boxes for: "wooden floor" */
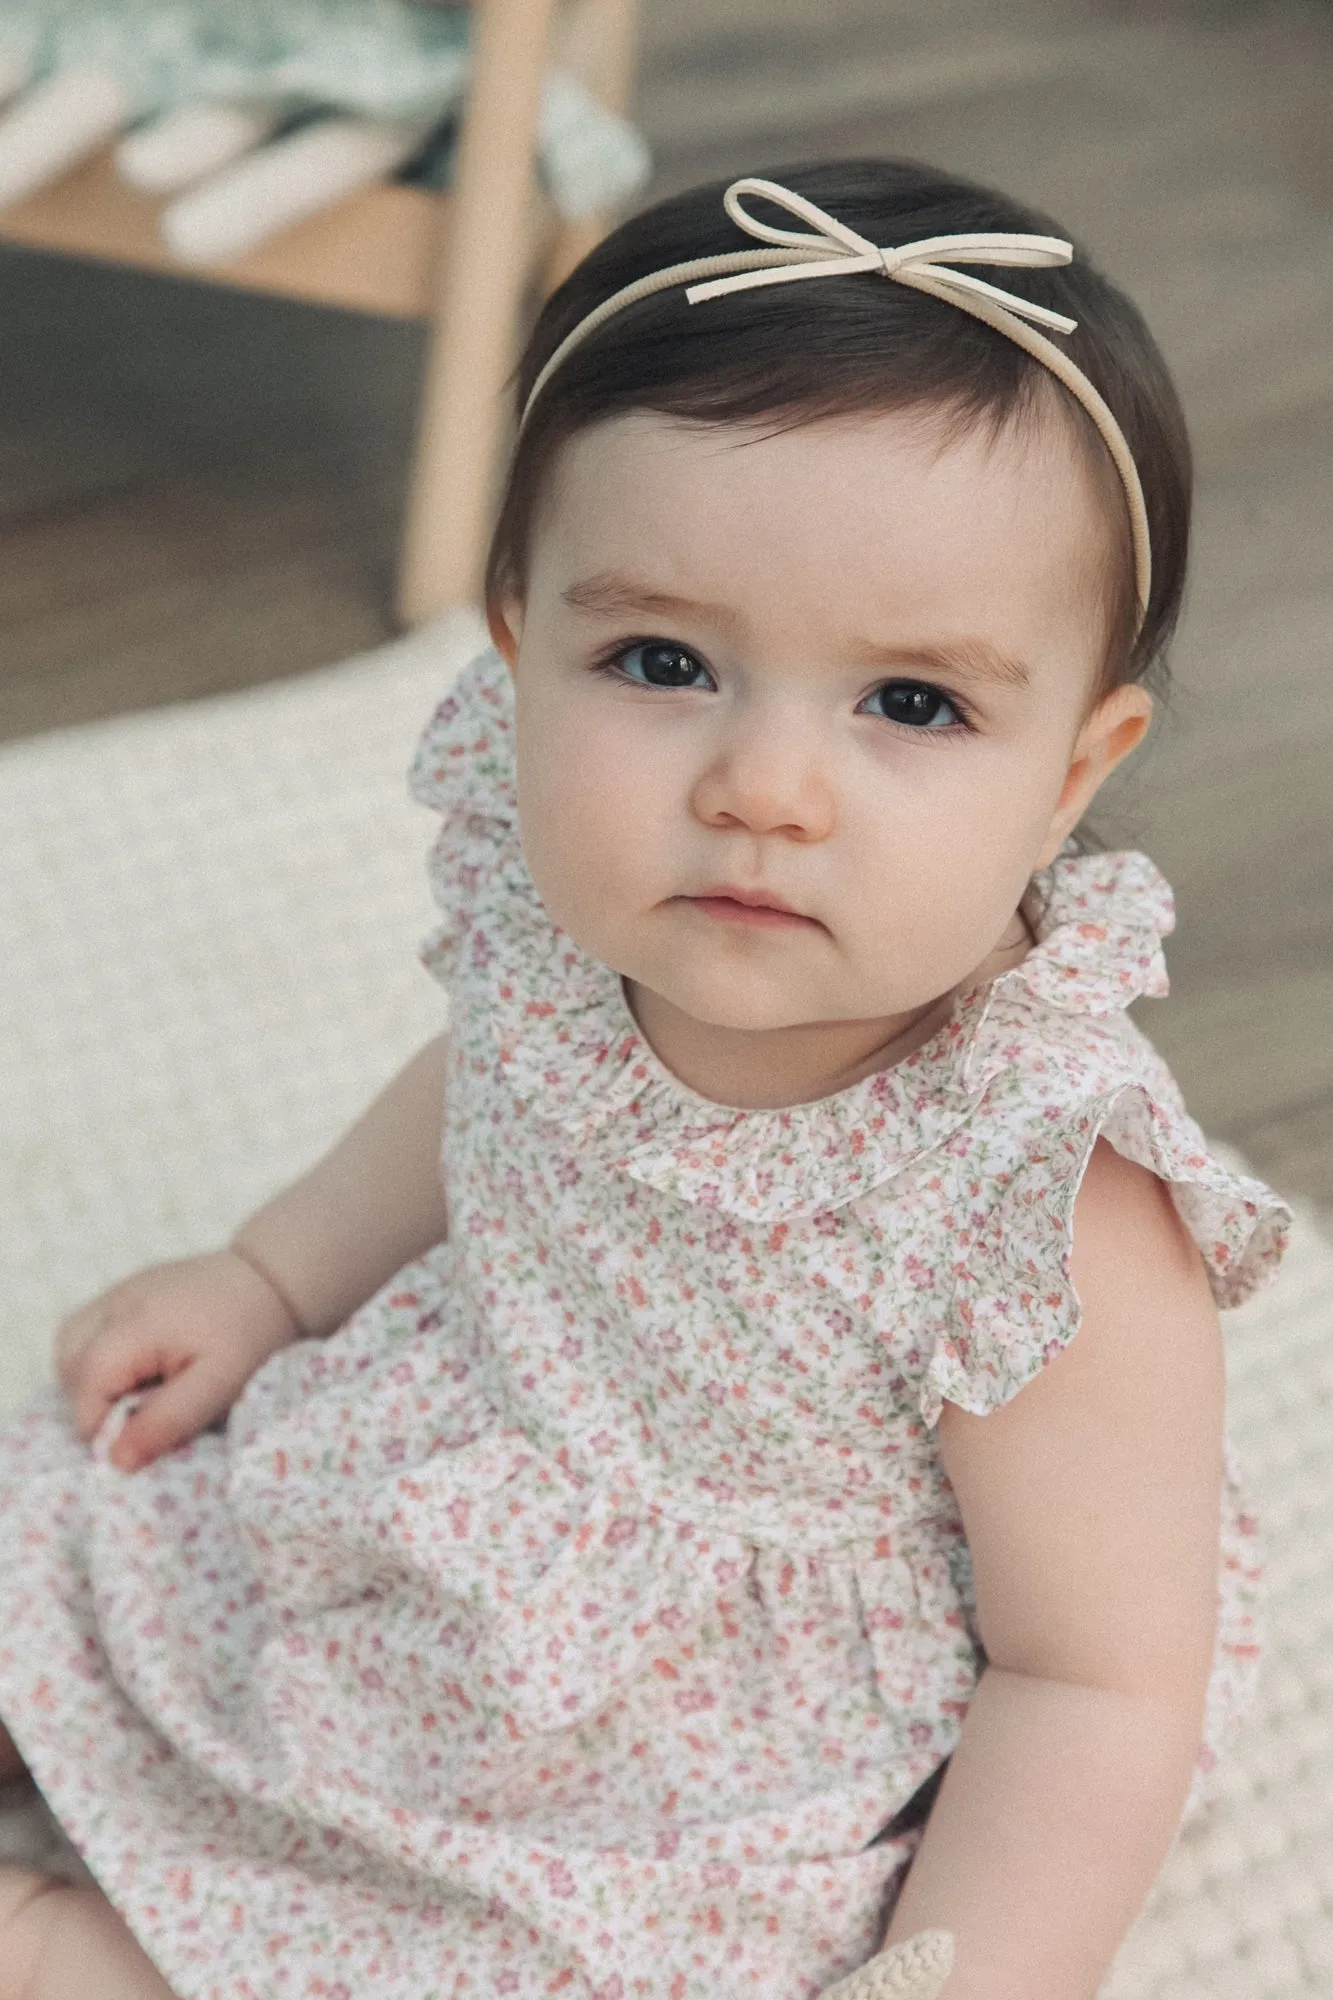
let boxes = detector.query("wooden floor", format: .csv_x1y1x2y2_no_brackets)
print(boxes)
2,0,1331,1206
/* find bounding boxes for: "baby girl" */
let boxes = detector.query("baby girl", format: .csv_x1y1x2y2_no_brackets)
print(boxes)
0,158,1288,2000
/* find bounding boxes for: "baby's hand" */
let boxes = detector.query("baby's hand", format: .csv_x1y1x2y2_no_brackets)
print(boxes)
54,1249,304,1473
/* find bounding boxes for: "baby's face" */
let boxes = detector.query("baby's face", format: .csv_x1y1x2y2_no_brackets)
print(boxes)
499,407,1148,1074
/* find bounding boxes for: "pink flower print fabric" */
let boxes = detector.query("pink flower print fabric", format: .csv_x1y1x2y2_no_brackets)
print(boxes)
0,646,1291,2000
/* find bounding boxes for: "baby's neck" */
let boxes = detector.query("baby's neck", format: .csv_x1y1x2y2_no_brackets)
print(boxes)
621,985,956,1110
624,912,1034,1112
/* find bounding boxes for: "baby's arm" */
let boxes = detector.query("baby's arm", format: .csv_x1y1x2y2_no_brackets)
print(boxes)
877,1138,1224,2000
57,1034,451,1469
230,1031,451,1340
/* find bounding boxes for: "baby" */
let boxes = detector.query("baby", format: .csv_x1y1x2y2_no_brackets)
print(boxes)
0,159,1288,2000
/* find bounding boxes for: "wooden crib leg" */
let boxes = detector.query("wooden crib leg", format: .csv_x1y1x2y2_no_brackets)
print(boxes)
396,0,560,625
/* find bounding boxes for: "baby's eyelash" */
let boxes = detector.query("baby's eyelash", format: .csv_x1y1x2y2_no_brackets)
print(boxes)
591,638,714,691
860,680,976,736
588,648,976,734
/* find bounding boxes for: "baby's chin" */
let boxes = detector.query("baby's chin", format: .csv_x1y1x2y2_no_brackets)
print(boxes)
648,994,830,1034
619,961,898,1037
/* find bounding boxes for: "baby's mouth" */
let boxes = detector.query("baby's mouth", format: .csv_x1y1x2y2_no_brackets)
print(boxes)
676,886,822,930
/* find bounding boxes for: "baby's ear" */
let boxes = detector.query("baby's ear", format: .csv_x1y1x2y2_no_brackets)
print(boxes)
1036,681,1154,867
487,596,522,669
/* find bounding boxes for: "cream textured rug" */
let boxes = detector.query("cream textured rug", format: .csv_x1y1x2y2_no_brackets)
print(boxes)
1,615,1330,1996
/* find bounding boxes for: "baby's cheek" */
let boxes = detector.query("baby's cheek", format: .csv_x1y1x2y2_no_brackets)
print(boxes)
527,735,672,920
851,852,1033,1002
518,790,631,956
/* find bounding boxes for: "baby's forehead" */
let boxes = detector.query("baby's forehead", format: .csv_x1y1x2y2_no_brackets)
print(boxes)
547,399,1109,543
534,405,1116,679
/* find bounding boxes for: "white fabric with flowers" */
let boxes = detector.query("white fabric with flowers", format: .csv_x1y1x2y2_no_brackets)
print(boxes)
0,646,1289,2000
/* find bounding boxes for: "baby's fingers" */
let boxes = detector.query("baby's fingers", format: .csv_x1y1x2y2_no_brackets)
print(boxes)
66,1326,170,1445
109,1362,231,1472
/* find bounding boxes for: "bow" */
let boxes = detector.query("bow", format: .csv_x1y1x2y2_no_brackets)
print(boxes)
685,177,1079,339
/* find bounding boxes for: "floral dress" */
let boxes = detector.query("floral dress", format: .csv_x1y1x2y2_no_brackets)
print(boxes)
0,646,1290,2000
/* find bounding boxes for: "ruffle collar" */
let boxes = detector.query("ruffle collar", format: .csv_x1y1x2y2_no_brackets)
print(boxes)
415,648,1176,1217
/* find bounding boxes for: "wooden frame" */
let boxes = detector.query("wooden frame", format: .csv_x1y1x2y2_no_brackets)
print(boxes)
0,0,640,624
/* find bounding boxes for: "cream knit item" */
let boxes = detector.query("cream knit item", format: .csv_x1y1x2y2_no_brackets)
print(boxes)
822,1927,956,1999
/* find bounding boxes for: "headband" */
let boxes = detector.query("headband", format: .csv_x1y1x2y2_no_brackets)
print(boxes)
520,176,1152,623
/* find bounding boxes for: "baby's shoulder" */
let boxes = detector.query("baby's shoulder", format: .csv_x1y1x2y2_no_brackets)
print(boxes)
986,989,1179,1112
408,645,531,991
897,1003,1289,1428
408,642,516,831
958,993,1209,1190
972,1003,1284,1305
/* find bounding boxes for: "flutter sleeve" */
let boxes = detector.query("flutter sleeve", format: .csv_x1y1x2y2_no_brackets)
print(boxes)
406,644,522,989
917,1064,1292,1430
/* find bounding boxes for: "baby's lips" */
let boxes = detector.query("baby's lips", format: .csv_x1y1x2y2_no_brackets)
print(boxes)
91,1392,146,1469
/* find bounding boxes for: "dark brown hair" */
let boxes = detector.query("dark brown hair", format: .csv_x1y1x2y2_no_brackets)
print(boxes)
486,157,1192,700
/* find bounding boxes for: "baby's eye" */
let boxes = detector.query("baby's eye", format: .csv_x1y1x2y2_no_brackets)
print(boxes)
610,642,715,690
861,681,966,731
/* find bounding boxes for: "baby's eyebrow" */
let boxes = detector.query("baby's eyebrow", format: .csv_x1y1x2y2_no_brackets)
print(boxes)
561,572,741,631
560,578,1031,691
846,638,1032,691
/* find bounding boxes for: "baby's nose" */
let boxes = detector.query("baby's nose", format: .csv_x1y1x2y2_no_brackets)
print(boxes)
689,710,836,841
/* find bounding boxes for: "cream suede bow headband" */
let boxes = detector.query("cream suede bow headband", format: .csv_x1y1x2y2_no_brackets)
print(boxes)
521,176,1152,622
